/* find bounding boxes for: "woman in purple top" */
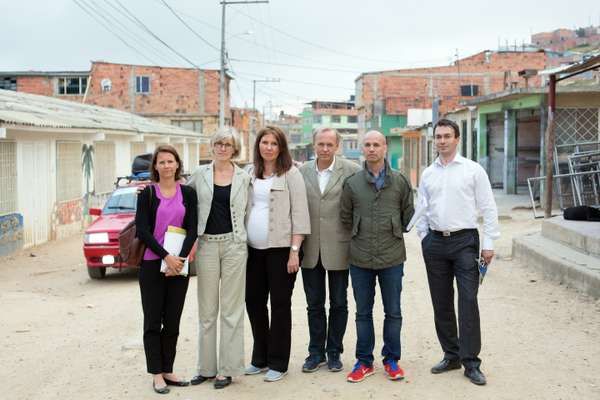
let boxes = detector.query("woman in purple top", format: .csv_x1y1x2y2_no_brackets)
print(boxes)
135,145,198,395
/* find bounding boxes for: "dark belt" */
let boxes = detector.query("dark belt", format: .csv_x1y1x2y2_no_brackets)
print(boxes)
430,228,477,237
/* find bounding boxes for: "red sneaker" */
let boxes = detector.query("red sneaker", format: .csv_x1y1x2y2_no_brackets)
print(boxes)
346,361,375,383
383,359,405,380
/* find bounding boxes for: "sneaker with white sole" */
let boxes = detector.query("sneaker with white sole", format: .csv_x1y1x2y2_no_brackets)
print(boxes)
263,369,287,382
245,364,268,375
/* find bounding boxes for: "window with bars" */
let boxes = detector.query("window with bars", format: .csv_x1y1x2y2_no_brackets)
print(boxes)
331,115,341,123
460,85,479,96
57,77,87,95
0,141,17,214
56,142,83,201
0,77,17,91
94,142,116,194
554,108,600,145
348,115,358,123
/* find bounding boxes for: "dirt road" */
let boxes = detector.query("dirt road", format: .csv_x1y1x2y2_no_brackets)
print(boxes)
2,212,599,400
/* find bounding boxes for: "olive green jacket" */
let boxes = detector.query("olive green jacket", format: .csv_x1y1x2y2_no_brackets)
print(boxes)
340,161,414,269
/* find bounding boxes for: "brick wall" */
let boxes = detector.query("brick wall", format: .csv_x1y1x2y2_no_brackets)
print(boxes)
84,62,228,117
357,50,548,119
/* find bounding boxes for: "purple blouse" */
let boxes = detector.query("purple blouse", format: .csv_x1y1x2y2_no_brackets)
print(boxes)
143,183,186,260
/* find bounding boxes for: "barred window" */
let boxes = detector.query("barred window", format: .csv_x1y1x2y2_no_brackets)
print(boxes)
94,141,116,194
56,141,82,201
0,141,17,214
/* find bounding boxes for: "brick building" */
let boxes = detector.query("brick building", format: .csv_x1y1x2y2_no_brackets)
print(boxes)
532,26,600,53
0,61,231,160
355,50,548,169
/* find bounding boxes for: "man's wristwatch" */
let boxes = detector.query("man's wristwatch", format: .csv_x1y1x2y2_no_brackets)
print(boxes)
290,245,299,252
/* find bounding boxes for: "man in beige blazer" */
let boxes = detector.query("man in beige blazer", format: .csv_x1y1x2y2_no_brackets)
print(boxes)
299,127,361,373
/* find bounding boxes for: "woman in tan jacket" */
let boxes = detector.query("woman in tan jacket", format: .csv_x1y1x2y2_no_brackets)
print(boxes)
244,126,310,382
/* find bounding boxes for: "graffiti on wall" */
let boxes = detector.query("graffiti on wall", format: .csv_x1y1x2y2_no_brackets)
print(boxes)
53,199,83,226
0,213,24,256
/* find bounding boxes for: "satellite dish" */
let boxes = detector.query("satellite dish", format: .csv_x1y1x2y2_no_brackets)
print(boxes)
101,78,112,92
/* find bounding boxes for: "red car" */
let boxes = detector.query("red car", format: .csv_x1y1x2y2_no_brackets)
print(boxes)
83,185,141,279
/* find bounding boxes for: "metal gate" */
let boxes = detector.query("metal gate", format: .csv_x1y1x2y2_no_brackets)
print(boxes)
20,141,50,247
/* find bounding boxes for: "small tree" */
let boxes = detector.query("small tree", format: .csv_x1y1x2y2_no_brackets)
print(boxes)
576,27,586,38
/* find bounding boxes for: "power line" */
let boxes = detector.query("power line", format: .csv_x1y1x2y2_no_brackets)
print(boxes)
72,0,160,65
112,0,203,69
232,70,354,90
158,0,221,52
92,0,175,64
235,8,409,65
230,58,361,74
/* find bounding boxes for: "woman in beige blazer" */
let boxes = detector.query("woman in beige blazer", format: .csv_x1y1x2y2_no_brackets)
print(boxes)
244,126,310,382
186,127,251,390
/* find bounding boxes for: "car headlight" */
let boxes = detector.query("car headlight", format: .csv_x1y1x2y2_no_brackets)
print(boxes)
84,232,110,244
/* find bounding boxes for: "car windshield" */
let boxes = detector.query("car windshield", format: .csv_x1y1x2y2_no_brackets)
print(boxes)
102,187,138,215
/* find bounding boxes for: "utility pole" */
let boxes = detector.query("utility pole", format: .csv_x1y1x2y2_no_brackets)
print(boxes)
219,0,269,128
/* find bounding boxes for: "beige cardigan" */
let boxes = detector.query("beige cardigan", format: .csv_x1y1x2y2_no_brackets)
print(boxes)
246,165,311,248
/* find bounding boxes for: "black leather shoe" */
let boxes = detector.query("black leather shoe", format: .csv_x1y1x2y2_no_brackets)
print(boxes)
190,375,215,385
153,382,170,394
327,353,343,372
430,359,461,374
214,376,232,389
302,354,326,372
464,367,487,385
164,378,190,386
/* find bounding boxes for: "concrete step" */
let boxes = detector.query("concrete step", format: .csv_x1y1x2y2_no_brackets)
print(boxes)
541,217,600,257
513,231,600,298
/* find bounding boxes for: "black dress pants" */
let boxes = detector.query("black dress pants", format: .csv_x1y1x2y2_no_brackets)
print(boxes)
422,229,482,369
301,255,349,357
245,246,297,373
139,259,189,374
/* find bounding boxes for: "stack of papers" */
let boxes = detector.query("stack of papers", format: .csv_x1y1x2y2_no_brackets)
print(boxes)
160,226,189,276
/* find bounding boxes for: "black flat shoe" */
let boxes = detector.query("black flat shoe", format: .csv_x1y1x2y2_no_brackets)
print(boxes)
164,378,190,386
190,375,215,385
153,382,170,394
431,358,461,374
214,376,232,389
464,367,487,385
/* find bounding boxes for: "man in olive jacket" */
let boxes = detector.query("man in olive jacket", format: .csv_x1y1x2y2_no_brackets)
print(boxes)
299,127,361,374
340,130,414,383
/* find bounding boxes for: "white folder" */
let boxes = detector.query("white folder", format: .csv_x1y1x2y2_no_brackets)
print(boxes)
160,225,189,276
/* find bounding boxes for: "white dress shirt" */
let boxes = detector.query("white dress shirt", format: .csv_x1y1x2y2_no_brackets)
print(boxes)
416,153,500,250
316,156,336,194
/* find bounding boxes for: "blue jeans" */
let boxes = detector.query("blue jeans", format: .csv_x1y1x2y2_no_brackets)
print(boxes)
350,264,404,367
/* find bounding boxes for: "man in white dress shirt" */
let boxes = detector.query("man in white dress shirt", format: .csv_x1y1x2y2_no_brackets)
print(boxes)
416,119,499,386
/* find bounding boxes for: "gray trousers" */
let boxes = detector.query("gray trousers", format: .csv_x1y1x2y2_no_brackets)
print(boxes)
196,233,247,377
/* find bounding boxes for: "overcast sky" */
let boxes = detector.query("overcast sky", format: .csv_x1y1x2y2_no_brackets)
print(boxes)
2,0,599,117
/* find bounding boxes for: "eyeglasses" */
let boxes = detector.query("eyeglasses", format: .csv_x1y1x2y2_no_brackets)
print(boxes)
214,142,233,149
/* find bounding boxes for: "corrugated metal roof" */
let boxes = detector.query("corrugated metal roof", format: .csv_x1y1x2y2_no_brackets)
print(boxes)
0,89,199,137
539,53,600,76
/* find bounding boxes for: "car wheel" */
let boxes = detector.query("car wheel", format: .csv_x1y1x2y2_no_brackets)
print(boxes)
88,266,106,279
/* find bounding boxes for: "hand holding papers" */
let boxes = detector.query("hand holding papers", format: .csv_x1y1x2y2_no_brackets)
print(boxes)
160,226,189,276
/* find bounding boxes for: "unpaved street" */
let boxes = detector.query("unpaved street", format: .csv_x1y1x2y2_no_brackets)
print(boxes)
2,212,600,400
